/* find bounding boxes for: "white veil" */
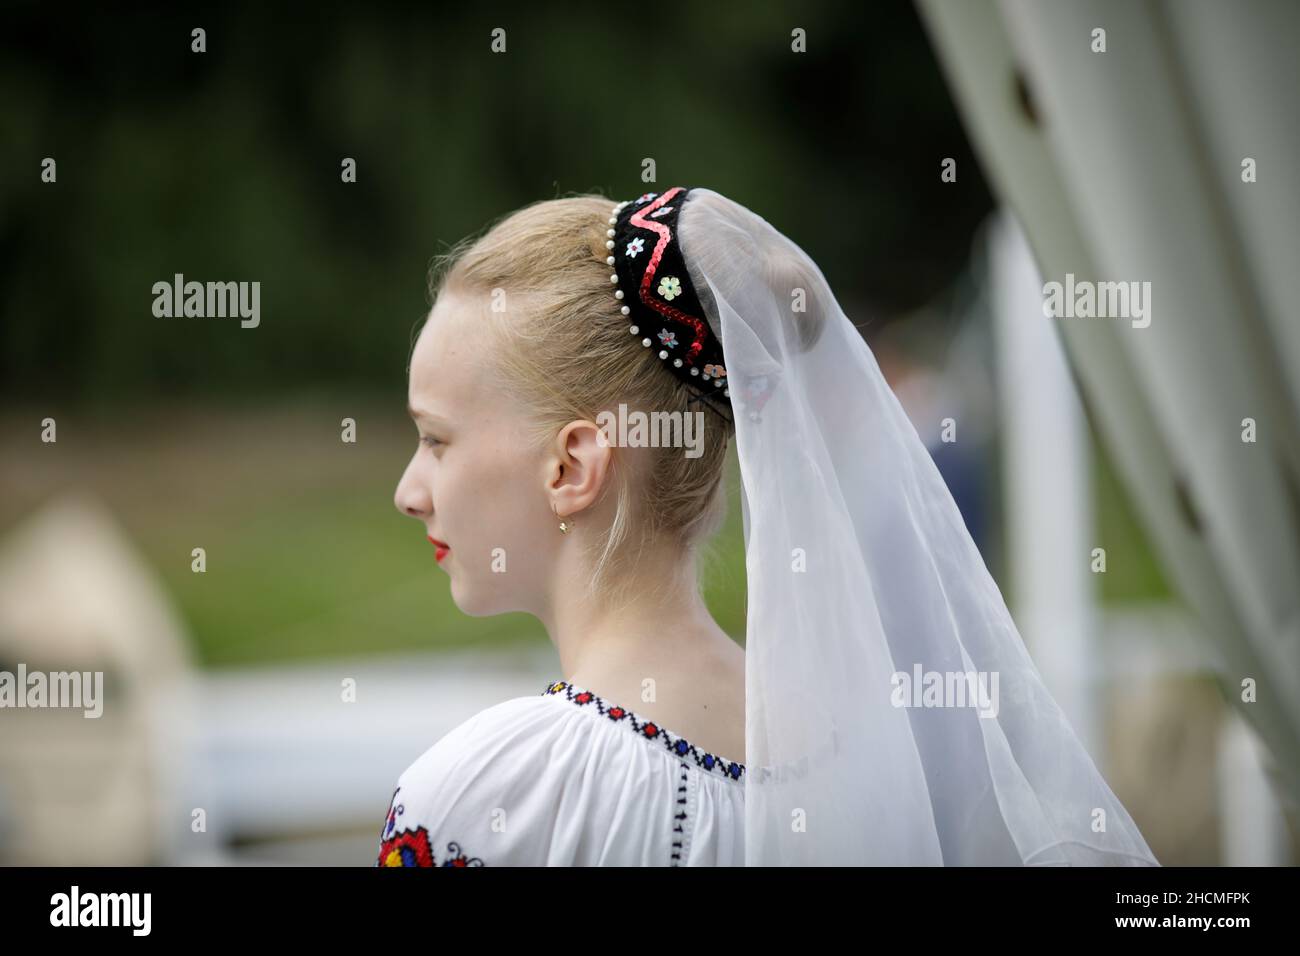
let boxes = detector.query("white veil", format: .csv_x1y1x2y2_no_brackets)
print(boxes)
677,188,1159,866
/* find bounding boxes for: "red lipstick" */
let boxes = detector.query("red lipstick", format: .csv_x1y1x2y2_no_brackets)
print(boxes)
428,535,450,562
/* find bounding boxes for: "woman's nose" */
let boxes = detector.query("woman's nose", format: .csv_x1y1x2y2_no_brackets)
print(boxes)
394,464,431,519
397,497,425,518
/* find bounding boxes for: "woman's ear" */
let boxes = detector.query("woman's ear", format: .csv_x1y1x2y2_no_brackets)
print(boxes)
547,419,613,517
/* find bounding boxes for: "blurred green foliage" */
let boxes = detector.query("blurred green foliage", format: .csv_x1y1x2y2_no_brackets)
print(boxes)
1,1,991,404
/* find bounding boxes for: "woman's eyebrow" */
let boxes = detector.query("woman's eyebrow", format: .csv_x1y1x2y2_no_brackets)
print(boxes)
407,403,451,428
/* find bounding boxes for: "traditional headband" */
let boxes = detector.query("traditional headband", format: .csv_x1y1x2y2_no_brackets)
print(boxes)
604,187,733,423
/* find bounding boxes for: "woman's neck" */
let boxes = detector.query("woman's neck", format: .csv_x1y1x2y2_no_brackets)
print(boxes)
543,547,738,693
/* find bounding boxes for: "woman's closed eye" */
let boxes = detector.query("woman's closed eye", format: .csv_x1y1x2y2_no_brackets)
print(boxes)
421,435,445,450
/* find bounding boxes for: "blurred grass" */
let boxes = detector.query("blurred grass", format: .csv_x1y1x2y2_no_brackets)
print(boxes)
0,396,1163,670
153,451,751,667
0,398,750,668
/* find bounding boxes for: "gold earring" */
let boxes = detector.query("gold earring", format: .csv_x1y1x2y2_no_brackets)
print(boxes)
552,503,572,534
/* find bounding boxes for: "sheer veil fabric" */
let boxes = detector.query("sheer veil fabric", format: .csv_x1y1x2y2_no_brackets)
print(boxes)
677,188,1159,866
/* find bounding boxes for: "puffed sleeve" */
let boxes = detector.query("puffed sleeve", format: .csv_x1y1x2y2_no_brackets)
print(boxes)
374,700,503,867
372,694,588,866
374,690,682,866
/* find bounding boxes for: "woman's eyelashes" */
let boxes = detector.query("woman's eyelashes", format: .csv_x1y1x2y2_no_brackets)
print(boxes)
420,435,445,450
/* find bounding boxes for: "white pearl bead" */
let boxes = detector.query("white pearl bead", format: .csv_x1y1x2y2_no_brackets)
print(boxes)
714,379,722,387
620,306,630,315
629,325,639,334
690,368,699,376
607,227,615,235
673,359,683,368
614,290,624,300
609,274,618,284
606,256,614,265
723,389,730,396
642,338,652,347
605,239,614,249
659,350,668,359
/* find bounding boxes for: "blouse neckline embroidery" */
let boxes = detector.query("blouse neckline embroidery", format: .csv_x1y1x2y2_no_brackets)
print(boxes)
542,679,746,784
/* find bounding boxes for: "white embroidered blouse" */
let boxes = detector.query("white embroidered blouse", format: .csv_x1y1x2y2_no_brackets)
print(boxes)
376,679,746,866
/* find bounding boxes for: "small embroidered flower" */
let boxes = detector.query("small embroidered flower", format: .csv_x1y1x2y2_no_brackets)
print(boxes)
381,787,406,840
574,691,594,705
607,706,626,720
657,329,677,348
377,827,486,867
384,800,404,839
624,236,645,258
635,192,658,204
442,842,485,867
649,205,674,218
704,364,727,379
657,276,682,300
379,826,435,867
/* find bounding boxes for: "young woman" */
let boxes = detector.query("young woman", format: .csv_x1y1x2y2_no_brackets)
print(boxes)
378,187,1158,867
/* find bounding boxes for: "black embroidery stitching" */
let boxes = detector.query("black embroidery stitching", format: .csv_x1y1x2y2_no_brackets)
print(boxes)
672,760,690,866
542,679,746,783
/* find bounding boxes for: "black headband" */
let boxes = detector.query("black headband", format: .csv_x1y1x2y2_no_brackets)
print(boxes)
604,187,733,424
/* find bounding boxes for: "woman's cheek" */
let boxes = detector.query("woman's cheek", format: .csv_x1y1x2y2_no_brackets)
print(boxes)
446,454,508,550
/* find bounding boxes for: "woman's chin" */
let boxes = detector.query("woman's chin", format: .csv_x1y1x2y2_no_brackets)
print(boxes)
447,578,501,618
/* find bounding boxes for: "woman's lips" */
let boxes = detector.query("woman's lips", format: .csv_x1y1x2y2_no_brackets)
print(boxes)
427,535,450,562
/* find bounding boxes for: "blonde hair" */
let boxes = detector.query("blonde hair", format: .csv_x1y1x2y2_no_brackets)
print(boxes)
428,193,734,599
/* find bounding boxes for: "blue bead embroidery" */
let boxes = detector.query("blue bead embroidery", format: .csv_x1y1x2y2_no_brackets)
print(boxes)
542,680,745,783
